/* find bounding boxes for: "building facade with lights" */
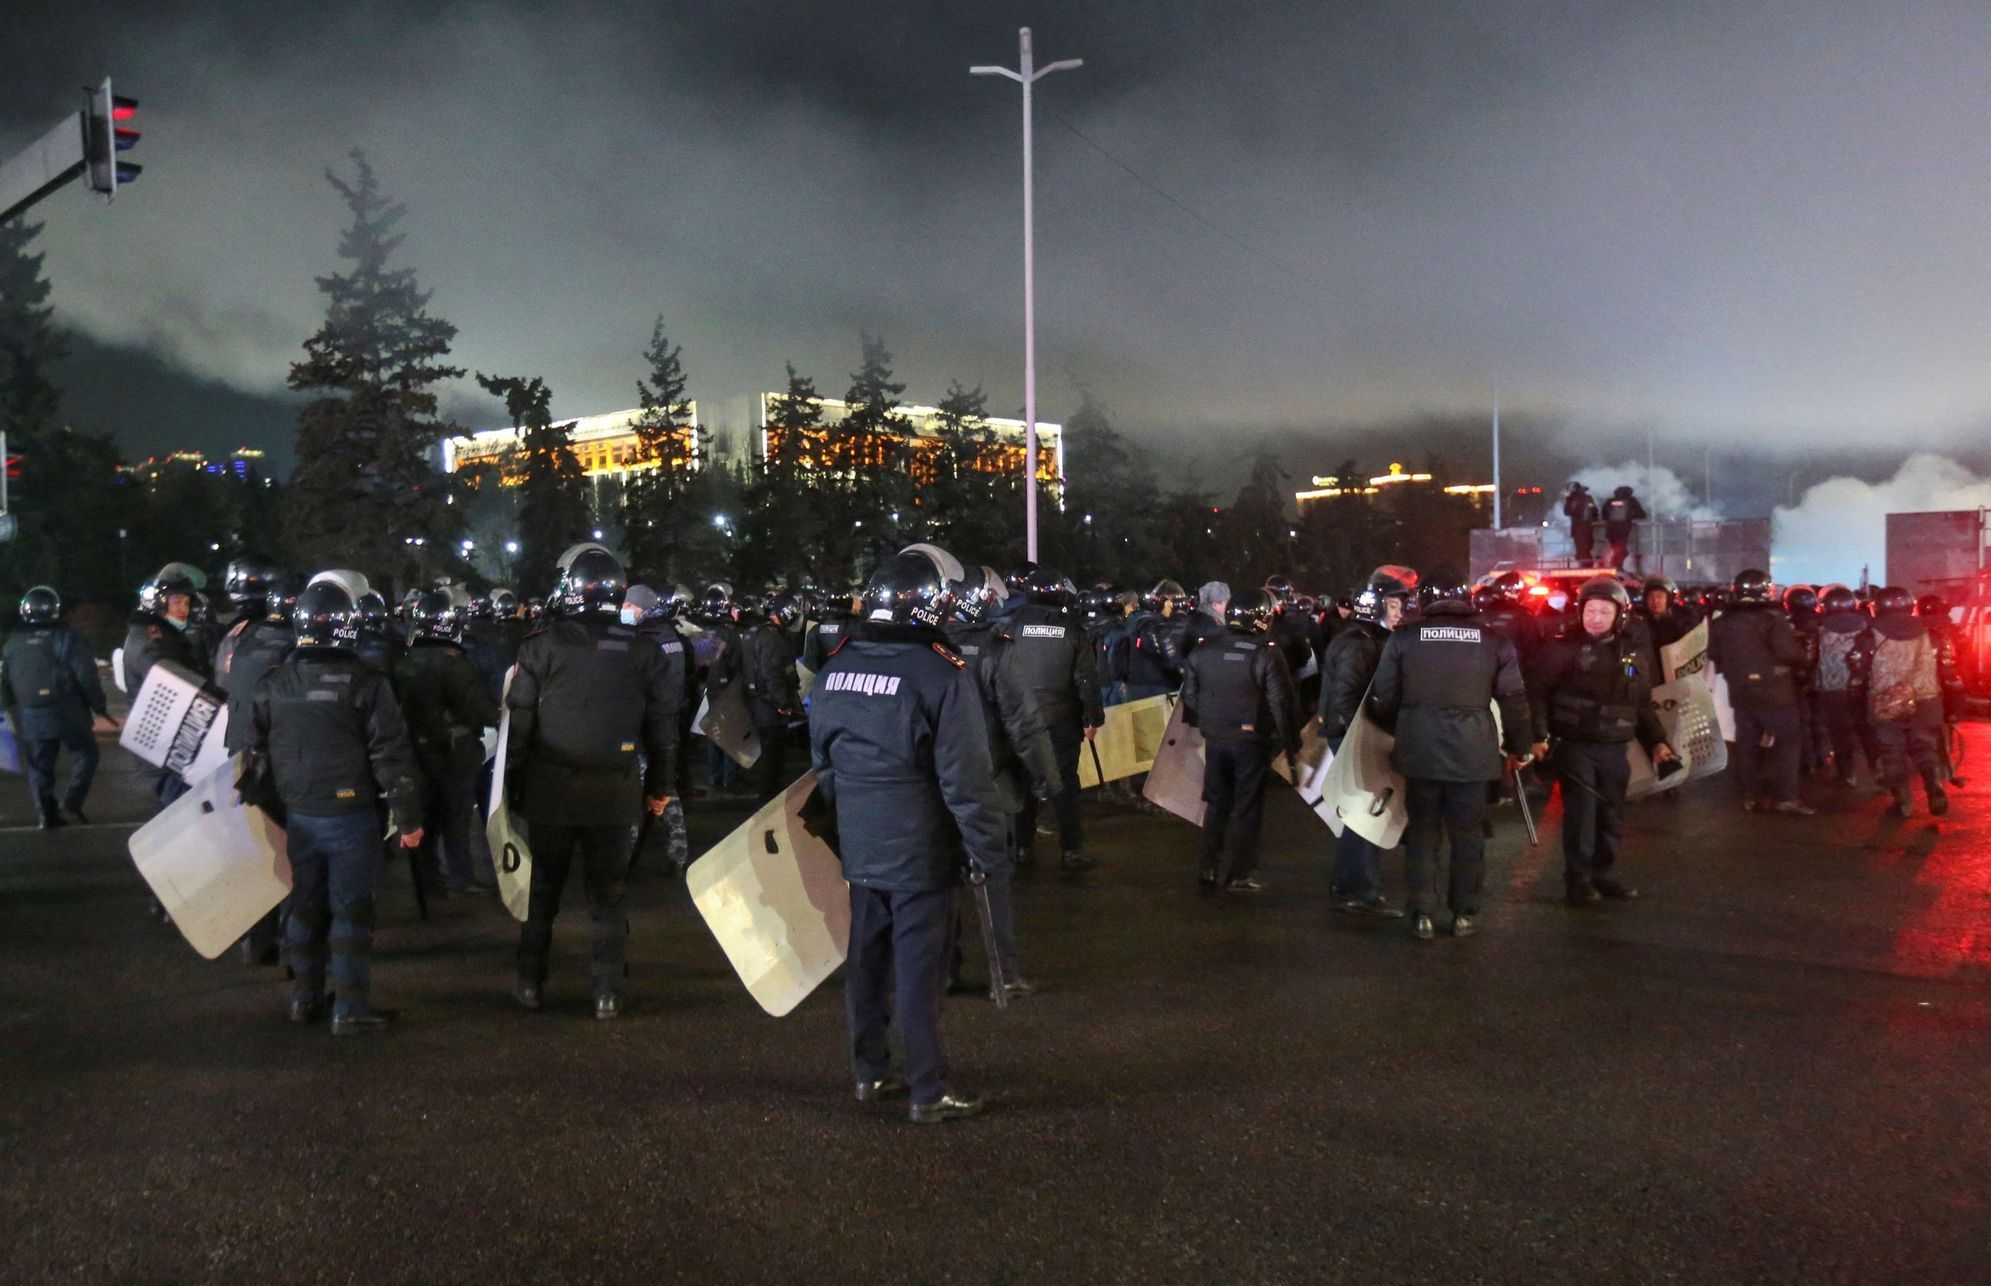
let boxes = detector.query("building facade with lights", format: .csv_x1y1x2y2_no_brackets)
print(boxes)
756,394,1062,496
441,405,705,482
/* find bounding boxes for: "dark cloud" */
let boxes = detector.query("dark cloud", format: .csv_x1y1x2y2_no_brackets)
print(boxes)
7,0,1991,481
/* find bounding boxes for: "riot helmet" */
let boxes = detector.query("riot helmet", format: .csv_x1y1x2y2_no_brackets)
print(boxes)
1143,579,1189,614
952,565,1009,626
1872,586,1915,618
1490,570,1528,604
1004,561,1039,594
555,547,627,617
410,589,464,643
1263,575,1296,605
761,590,802,631
862,550,954,627
307,569,371,602
1818,584,1858,614
1352,565,1416,624
696,582,737,624
265,574,306,624
223,557,278,611
1023,566,1076,607
656,584,693,621
293,581,361,650
1917,593,1952,621
18,585,60,625
1226,588,1277,634
1730,568,1775,606
355,590,389,631
1578,575,1632,613
139,565,201,616
491,587,520,619
1782,585,1819,616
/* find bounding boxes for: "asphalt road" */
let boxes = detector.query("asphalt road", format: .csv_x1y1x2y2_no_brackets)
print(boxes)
1,728,1988,1283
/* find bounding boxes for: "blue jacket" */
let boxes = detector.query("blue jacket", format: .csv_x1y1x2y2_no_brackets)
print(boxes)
808,622,1009,892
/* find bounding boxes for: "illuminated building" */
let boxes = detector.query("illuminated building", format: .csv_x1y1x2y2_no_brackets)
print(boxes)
1295,462,1538,507
442,404,704,483
757,394,1063,497
120,446,272,485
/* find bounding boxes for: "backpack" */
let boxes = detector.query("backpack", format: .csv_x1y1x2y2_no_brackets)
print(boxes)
1815,630,1856,693
1867,633,1938,723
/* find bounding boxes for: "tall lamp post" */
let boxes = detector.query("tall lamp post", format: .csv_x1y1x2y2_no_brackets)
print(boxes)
972,26,1082,563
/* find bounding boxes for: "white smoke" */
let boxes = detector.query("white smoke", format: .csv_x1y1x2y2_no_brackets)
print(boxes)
1567,461,1719,521
1773,452,1991,587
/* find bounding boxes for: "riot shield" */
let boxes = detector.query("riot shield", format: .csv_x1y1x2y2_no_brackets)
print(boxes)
119,659,227,781
1317,711,1407,848
694,680,763,769
128,754,291,959
686,771,850,1017
1628,674,1729,798
1078,692,1175,788
486,673,532,922
1141,700,1207,826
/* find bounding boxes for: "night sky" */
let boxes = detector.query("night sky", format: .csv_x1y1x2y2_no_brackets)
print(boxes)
7,1,1991,503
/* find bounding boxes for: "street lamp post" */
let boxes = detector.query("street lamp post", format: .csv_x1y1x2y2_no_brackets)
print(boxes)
973,27,1082,563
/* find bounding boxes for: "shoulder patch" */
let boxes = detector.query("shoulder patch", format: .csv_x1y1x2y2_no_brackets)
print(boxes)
932,642,966,669
828,633,853,659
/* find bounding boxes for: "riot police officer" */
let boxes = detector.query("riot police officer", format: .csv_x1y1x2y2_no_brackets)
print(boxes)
1601,486,1647,571
624,584,693,868
1851,587,1962,817
506,547,679,1018
809,549,1010,1123
1180,588,1301,893
1813,584,1880,785
1006,567,1105,871
353,590,401,673
2,587,117,827
123,565,209,811
692,582,745,794
1123,580,1189,699
1709,568,1813,814
1563,483,1599,564
217,574,301,755
1531,578,1676,904
944,562,1057,999
802,589,857,675
394,591,502,895
1318,567,1416,916
741,590,805,804
1366,567,1531,940
218,557,278,637
249,580,425,1034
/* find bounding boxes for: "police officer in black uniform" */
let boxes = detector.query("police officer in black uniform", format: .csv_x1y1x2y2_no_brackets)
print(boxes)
249,580,425,1034
210,575,301,962
123,566,209,812
394,591,502,896
802,589,856,675
809,549,1010,1123
1319,567,1415,916
1006,567,1105,872
506,548,679,1018
943,562,1057,999
1181,588,1301,893
1531,578,1676,905
3,587,118,827
624,583,693,869
693,582,745,794
741,589,805,804
1124,580,1189,700
1367,567,1531,940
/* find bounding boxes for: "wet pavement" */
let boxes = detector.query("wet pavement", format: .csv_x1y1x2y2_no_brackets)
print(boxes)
2,726,1988,1282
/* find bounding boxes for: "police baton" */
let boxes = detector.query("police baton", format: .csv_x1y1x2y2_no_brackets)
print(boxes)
1507,756,1540,847
965,861,1008,1012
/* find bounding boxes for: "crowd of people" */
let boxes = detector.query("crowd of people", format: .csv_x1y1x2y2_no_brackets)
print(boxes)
0,540,1971,1121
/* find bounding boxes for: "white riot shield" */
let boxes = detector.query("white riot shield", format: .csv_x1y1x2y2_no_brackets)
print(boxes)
1271,720,1336,811
0,711,21,774
1661,621,1710,684
1627,675,1729,799
119,659,226,779
1706,667,1737,743
127,754,290,959
486,668,531,921
111,647,128,694
693,681,762,769
1318,710,1407,848
686,771,850,1017
1141,700,1207,826
1079,692,1175,788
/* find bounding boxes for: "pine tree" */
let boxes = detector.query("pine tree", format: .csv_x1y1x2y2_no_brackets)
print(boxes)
926,379,1019,568
1046,392,1163,585
0,219,129,602
1217,445,1297,586
834,333,918,574
738,363,828,586
476,373,589,598
287,150,462,585
620,317,713,581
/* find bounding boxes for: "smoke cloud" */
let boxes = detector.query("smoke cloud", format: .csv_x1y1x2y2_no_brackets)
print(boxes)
1773,453,1991,586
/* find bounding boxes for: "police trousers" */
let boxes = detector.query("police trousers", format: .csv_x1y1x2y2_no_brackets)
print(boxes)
516,823,636,991
24,729,98,813
1816,691,1881,781
846,885,954,1106
1328,735,1384,899
1403,778,1488,917
286,810,385,1019
1199,739,1272,881
1733,706,1801,804
1874,704,1944,793
1017,722,1083,855
1557,740,1630,891
416,752,487,891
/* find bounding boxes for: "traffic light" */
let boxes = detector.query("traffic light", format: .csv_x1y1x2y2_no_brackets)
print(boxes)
84,78,140,197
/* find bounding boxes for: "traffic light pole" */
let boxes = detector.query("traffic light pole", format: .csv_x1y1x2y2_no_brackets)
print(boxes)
0,78,139,224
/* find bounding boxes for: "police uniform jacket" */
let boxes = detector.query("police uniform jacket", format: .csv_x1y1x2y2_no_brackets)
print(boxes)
1529,623,1664,747
1126,610,1183,688
1708,605,1808,710
461,618,515,704
122,610,204,694
946,619,1058,814
506,617,679,827
1366,601,1530,782
250,649,423,826
217,618,295,753
1269,610,1320,679
801,618,848,673
2,625,107,740
1181,628,1301,752
741,622,802,727
807,621,1009,891
1317,618,1388,739
1183,609,1229,654
634,617,690,722
1005,603,1106,730
1849,616,1963,718
393,639,501,772
355,628,401,676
